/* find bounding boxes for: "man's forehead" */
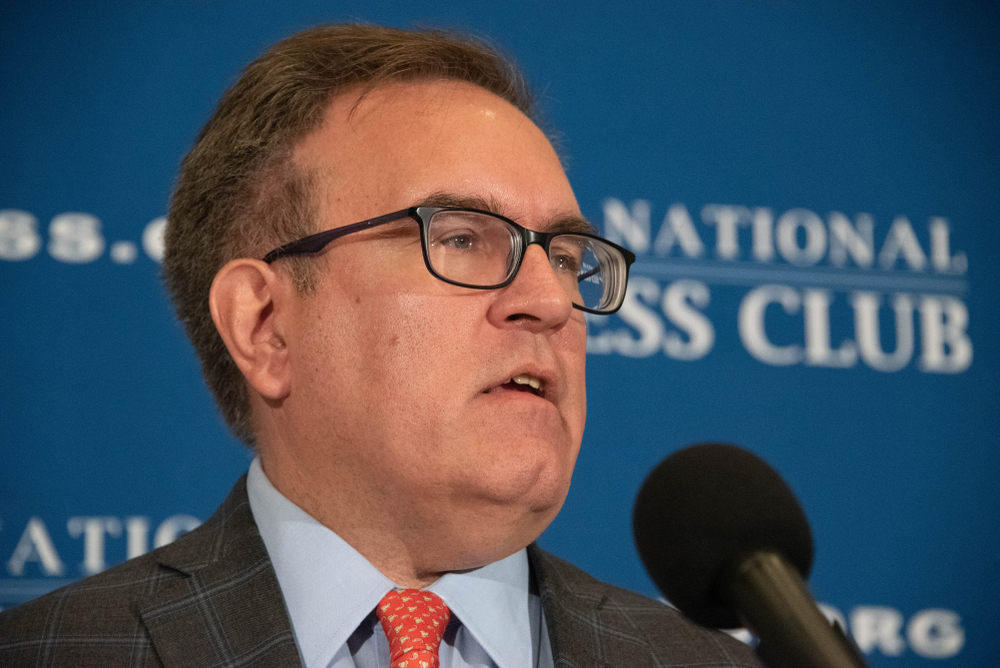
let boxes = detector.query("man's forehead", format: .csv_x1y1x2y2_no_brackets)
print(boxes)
337,78,567,165
297,80,581,235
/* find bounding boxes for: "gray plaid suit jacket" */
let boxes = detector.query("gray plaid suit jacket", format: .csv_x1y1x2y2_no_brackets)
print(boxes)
0,476,760,667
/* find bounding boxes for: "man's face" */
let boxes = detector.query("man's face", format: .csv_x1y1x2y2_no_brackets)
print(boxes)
264,80,587,571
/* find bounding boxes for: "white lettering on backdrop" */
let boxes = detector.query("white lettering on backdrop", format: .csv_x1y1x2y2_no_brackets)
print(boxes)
589,199,972,373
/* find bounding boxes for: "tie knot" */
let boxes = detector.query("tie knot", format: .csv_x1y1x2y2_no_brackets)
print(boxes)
376,589,451,668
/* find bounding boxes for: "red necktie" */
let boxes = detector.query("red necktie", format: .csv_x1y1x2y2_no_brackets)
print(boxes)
376,588,451,668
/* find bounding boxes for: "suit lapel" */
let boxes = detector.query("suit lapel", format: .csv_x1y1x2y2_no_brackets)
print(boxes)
138,476,302,668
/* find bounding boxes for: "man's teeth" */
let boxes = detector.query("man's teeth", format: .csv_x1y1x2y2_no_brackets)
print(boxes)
511,374,542,391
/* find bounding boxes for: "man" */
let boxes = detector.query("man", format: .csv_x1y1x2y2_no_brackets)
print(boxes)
0,25,759,667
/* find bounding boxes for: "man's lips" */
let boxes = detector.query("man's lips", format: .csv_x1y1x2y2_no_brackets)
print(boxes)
483,372,548,399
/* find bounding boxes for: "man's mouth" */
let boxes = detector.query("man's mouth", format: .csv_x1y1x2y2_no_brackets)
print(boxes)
492,373,546,398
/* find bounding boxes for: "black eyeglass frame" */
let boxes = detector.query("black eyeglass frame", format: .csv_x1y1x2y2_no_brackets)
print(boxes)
262,206,636,315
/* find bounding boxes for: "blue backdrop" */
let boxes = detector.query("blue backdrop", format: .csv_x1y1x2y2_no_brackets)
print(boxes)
2,2,997,665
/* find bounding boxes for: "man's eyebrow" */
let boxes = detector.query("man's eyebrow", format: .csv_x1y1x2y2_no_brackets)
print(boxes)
547,214,598,236
415,191,598,236
416,192,503,213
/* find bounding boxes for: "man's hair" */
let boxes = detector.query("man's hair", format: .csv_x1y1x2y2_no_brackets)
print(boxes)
163,24,535,445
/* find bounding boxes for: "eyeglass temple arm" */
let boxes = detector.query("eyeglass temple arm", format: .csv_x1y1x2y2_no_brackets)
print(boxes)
577,265,602,283
262,208,414,263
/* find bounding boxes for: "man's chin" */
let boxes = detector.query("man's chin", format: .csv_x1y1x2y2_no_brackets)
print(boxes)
461,454,572,508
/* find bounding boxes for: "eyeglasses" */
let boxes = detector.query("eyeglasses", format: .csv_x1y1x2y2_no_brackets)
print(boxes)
263,206,636,314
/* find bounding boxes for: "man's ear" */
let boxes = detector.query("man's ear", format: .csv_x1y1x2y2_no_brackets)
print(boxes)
209,259,294,401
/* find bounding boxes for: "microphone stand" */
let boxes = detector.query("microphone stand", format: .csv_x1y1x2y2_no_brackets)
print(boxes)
724,552,870,668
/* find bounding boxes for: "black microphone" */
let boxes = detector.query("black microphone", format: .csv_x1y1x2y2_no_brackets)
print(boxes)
632,442,868,668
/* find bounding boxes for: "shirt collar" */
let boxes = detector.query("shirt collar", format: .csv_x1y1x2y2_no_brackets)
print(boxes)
247,458,394,667
430,548,537,668
246,457,537,668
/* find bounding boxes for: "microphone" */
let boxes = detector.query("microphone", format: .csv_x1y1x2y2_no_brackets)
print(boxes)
632,442,868,668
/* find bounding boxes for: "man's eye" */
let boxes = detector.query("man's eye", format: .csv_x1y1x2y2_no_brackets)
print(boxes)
442,233,475,250
434,225,490,253
551,253,580,273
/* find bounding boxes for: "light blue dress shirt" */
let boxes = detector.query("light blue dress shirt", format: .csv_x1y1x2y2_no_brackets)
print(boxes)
246,458,554,668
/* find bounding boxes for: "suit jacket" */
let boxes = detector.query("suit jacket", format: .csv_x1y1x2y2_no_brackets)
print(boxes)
0,476,759,667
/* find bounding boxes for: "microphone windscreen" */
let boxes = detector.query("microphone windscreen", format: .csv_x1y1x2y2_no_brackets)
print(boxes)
632,442,814,629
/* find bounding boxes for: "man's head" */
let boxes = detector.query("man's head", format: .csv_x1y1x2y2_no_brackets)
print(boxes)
164,25,535,445
164,24,596,584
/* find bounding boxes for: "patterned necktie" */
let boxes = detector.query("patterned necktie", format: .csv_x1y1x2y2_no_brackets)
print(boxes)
376,588,451,668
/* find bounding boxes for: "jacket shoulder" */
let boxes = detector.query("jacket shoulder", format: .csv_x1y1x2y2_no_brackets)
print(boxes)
0,542,182,666
0,476,256,666
529,546,761,668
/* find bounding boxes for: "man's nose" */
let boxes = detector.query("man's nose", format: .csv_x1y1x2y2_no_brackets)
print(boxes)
488,244,575,330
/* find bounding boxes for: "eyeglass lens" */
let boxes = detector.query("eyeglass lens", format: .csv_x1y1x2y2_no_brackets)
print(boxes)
425,210,624,313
